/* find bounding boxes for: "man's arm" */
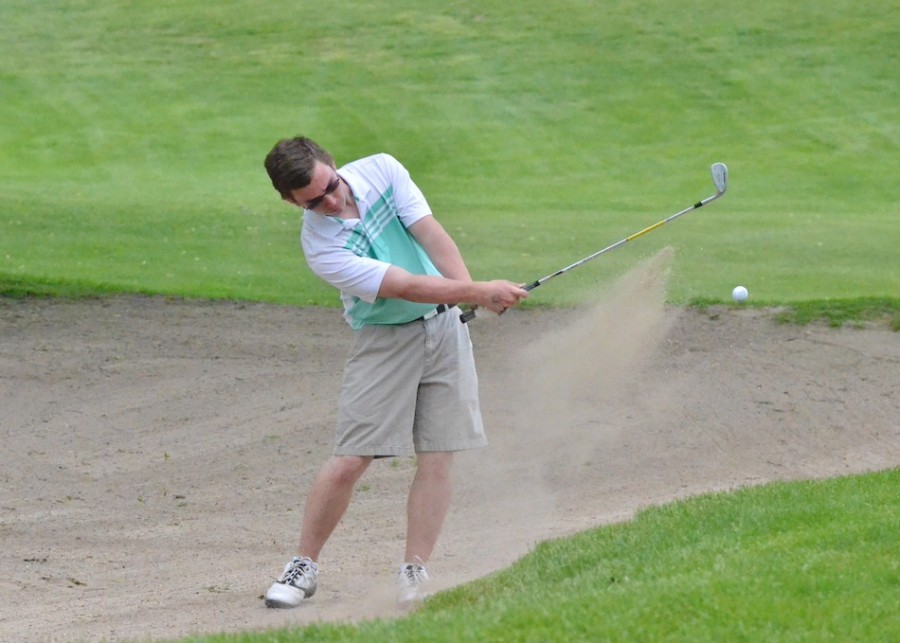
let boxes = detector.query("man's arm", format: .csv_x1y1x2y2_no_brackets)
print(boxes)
376,216,527,314
406,215,471,282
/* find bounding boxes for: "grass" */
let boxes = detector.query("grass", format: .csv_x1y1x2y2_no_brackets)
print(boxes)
181,468,900,642
773,297,900,331
687,296,900,331
1,0,898,308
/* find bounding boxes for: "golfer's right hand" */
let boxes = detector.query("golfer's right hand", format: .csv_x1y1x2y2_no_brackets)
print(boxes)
477,280,529,314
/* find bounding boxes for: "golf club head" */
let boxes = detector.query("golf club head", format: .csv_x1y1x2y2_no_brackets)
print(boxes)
711,163,728,195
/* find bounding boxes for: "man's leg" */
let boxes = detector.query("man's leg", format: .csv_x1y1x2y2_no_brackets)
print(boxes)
298,455,373,560
266,455,372,608
404,451,454,563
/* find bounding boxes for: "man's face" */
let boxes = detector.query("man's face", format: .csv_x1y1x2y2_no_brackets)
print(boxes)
286,161,345,215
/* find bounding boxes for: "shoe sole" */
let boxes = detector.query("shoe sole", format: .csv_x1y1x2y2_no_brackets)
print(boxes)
265,587,316,609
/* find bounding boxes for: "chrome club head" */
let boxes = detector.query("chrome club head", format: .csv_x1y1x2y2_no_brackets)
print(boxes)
711,162,728,195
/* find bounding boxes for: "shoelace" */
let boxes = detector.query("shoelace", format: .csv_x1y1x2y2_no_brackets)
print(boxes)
401,564,426,584
282,559,313,585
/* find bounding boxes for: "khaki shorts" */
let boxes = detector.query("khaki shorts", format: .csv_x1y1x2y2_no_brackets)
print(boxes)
334,306,487,456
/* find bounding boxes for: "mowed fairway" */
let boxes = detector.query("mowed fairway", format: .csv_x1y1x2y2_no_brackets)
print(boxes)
1,0,897,305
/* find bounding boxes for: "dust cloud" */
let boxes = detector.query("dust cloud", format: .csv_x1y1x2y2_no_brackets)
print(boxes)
451,247,678,571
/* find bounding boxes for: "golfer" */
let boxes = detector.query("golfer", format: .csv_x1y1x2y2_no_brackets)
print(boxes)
262,136,528,607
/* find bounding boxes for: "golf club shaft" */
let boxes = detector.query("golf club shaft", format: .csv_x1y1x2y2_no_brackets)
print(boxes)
460,163,728,324
523,189,724,290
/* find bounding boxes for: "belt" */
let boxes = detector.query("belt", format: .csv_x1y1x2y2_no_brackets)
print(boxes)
421,303,456,321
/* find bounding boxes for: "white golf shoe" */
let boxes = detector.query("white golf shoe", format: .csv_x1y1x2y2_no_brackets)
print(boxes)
397,561,429,606
265,556,318,608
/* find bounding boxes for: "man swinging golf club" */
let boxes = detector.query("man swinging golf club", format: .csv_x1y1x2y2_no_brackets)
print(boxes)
261,136,528,608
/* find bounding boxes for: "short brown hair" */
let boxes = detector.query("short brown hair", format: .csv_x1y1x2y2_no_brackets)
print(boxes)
264,136,335,199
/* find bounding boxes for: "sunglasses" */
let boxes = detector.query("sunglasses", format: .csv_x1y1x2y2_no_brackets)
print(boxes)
303,174,342,210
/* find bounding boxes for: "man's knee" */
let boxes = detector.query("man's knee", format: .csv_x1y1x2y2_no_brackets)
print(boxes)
415,452,453,479
321,455,372,486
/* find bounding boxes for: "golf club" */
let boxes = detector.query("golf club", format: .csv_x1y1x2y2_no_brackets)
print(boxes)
460,162,729,324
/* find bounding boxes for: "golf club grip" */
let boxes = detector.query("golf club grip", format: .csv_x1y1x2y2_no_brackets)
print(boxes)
460,280,541,323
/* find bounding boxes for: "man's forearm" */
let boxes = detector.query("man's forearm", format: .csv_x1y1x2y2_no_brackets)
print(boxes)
377,269,479,304
377,267,528,314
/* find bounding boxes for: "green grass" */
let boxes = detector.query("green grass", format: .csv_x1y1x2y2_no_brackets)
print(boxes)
181,468,900,642
774,297,900,331
2,0,898,308
687,296,900,331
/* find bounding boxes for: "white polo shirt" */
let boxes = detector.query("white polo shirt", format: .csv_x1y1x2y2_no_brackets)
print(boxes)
300,153,442,329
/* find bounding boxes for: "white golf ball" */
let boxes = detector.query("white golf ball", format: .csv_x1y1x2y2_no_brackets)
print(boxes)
732,286,749,302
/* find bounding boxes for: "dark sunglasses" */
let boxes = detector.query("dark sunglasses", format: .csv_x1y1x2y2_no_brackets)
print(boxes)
304,174,341,210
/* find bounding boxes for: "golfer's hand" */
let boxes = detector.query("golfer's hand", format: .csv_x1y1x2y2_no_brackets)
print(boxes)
478,280,529,314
